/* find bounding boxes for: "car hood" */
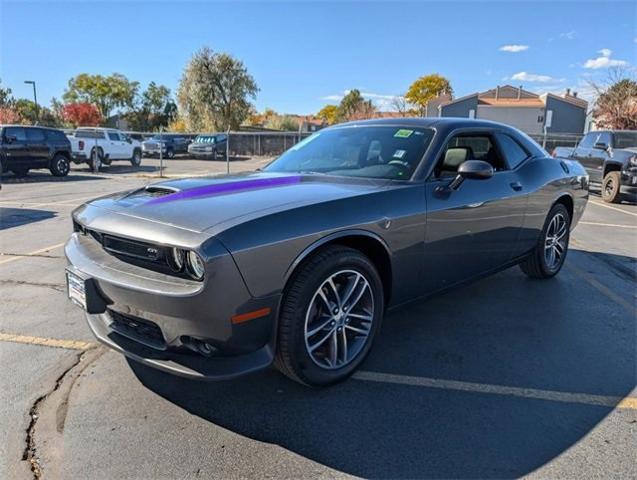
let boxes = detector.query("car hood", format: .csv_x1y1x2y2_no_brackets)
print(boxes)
83,172,398,234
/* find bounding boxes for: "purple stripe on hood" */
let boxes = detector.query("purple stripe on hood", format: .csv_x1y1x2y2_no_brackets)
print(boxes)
146,175,302,204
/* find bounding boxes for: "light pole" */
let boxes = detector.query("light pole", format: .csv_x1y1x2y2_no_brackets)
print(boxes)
24,80,39,124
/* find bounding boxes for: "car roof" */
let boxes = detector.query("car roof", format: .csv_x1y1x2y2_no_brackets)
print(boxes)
0,124,64,131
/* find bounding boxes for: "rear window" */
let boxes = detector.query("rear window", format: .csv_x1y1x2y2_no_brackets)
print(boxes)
75,129,105,139
614,132,637,149
46,129,69,142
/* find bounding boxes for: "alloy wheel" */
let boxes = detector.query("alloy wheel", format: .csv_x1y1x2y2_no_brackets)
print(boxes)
304,269,374,370
544,213,568,269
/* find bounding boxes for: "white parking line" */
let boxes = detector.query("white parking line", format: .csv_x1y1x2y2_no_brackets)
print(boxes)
579,221,637,229
589,200,637,218
353,371,637,410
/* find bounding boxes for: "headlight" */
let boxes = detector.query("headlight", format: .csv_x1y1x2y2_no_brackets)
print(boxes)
167,247,185,272
186,251,205,280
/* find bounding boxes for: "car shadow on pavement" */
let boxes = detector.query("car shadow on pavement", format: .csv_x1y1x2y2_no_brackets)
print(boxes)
130,249,635,478
0,207,56,230
1,172,107,183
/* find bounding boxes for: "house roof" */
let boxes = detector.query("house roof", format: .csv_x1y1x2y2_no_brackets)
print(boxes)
478,97,544,107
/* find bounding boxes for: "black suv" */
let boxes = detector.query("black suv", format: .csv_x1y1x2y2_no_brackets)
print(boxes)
0,125,73,177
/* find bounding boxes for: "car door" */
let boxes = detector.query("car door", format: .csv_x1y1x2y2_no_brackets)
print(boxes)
422,130,527,293
26,128,49,167
106,131,124,159
589,131,611,181
572,132,601,181
2,127,30,170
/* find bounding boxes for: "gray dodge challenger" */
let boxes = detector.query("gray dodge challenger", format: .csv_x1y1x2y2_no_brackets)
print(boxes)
66,118,589,386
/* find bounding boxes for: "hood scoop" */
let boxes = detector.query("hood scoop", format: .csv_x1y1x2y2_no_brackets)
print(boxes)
141,185,180,197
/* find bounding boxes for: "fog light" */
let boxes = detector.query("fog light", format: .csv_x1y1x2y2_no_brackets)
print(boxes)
186,251,205,280
182,336,218,357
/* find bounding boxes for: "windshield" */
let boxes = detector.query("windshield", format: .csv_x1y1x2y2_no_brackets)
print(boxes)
195,135,216,143
614,132,637,149
265,126,434,180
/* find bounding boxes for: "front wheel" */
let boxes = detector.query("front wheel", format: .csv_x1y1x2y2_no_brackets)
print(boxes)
275,246,384,386
49,154,70,177
130,149,142,167
520,203,570,279
166,148,175,159
602,171,622,203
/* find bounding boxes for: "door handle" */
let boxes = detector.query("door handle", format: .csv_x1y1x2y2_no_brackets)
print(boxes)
510,182,523,191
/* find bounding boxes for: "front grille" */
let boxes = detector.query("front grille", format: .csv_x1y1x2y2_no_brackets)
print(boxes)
109,309,166,350
102,235,162,262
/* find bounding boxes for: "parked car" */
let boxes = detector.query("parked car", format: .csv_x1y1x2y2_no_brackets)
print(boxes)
0,125,73,177
65,118,588,386
187,133,227,159
142,134,189,159
68,127,142,171
553,130,637,203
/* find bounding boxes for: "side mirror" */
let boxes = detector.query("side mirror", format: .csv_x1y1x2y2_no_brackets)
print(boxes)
448,160,494,190
593,141,609,151
4,134,16,144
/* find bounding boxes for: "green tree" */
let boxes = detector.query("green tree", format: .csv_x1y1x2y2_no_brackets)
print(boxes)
0,79,14,107
63,73,139,118
13,99,61,126
125,82,176,131
336,89,375,121
266,114,299,131
177,47,259,131
316,104,338,125
405,74,453,115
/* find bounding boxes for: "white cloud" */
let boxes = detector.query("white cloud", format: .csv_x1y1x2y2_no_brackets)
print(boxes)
499,44,529,53
559,30,576,40
583,49,628,69
510,71,561,83
320,94,343,102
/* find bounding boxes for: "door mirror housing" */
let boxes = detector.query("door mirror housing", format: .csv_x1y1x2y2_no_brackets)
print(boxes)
4,134,17,144
593,141,609,151
448,160,495,190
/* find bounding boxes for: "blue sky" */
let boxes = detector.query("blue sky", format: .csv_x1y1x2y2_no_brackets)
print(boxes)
1,1,635,114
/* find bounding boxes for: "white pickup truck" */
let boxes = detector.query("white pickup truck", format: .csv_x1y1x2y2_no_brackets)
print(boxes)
68,127,142,171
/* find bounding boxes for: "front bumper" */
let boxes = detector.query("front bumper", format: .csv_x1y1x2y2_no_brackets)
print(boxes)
620,167,637,193
65,232,280,380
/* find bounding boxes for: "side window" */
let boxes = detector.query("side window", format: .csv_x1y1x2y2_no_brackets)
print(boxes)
578,133,596,149
108,132,120,141
5,127,27,142
435,133,506,177
46,130,68,142
495,133,529,169
596,132,611,147
26,128,46,142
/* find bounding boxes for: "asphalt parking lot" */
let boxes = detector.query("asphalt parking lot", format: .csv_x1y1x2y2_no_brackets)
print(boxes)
1,158,635,479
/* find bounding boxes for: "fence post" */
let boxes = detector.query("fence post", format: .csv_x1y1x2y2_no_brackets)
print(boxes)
226,129,230,175
159,127,164,178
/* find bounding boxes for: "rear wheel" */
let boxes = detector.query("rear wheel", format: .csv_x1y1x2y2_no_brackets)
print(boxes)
275,246,384,386
520,203,570,279
166,148,175,159
49,154,70,177
601,171,622,203
88,148,103,172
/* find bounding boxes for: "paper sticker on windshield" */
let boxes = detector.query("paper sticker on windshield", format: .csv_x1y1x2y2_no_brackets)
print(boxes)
393,149,407,159
394,129,413,138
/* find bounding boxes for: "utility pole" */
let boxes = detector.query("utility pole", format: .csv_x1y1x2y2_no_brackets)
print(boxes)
24,80,39,124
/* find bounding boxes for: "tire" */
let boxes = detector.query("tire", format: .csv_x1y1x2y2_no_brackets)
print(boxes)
49,154,70,177
601,171,622,203
11,167,29,177
130,149,142,167
88,148,103,172
166,148,175,159
275,245,384,386
520,203,570,279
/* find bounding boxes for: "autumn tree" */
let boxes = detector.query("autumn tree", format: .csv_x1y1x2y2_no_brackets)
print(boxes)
591,70,637,130
62,103,103,127
405,74,453,116
177,47,259,131
63,73,139,118
0,107,21,123
0,79,14,107
316,104,338,125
